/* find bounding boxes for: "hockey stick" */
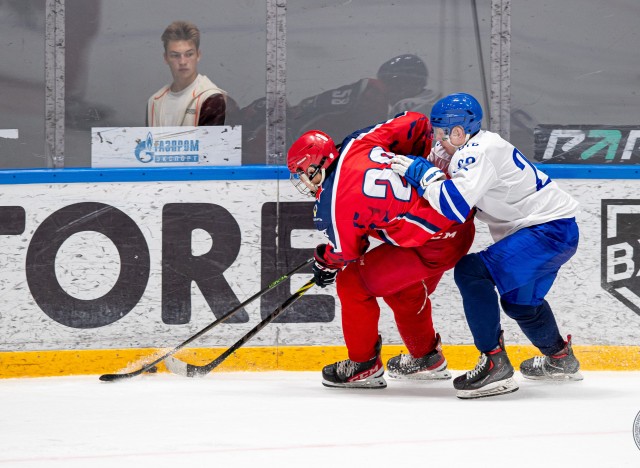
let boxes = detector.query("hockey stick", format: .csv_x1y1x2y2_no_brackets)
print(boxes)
164,278,316,378
99,258,313,382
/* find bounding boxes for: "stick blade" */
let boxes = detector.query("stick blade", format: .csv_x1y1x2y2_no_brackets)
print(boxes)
99,365,156,382
164,356,209,378
99,373,134,382
164,356,192,377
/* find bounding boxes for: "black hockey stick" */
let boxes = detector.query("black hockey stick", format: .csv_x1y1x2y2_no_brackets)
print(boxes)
99,258,313,382
164,279,316,378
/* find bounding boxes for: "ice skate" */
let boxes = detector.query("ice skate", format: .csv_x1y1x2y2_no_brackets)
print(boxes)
520,335,583,381
387,333,451,380
454,332,518,399
322,335,386,389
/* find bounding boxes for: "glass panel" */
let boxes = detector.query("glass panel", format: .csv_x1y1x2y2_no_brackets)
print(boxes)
0,0,47,169
64,0,267,166
512,0,640,163
287,0,491,148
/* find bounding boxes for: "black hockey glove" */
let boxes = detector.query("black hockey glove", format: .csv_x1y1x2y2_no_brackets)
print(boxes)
312,244,338,288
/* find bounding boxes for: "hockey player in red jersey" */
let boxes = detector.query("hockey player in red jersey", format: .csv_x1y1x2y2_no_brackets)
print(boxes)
287,112,475,388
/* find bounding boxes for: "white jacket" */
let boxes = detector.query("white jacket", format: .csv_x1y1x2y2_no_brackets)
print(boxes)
147,74,226,127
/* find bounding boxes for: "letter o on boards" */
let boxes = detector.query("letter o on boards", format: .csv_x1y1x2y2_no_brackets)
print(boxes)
26,202,150,328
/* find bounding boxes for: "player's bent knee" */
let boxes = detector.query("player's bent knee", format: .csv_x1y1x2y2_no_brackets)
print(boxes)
500,299,538,320
500,299,550,323
453,253,492,286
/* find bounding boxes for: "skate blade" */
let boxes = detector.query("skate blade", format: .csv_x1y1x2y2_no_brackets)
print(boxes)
388,369,452,381
521,371,584,382
456,377,519,399
322,377,387,389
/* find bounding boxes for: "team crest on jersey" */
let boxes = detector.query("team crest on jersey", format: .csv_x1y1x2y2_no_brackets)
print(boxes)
601,199,640,317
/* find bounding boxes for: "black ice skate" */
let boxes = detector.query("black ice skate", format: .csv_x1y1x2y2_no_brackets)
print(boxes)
453,332,518,399
387,333,451,380
322,335,386,389
520,335,583,381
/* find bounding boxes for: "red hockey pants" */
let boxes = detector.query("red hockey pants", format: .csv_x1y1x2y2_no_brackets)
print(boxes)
336,218,475,362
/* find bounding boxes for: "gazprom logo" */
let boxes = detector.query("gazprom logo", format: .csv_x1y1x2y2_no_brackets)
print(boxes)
134,132,200,164
134,132,155,163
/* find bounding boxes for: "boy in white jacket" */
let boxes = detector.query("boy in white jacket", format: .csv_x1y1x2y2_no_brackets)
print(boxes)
147,21,237,127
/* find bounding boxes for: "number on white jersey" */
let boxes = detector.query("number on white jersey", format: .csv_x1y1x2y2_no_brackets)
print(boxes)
512,148,551,191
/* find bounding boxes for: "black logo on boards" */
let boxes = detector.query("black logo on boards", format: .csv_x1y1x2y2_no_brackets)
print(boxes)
601,200,640,317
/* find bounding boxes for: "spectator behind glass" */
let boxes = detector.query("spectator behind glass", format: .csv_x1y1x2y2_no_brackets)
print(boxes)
146,21,239,127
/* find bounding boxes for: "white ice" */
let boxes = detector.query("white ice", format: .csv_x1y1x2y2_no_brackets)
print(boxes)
1,371,639,467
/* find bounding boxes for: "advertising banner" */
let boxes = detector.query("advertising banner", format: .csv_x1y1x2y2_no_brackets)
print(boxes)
91,126,242,167
0,177,638,353
534,125,640,164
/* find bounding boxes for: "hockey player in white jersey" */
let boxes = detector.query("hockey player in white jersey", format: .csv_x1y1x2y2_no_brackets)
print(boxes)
390,93,582,399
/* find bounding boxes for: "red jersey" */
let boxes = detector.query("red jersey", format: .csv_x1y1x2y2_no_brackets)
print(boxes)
314,112,459,269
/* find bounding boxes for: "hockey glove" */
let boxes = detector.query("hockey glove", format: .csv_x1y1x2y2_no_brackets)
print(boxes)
429,144,453,172
313,244,338,288
390,155,445,197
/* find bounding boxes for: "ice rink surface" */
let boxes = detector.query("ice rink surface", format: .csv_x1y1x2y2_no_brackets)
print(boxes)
1,371,639,467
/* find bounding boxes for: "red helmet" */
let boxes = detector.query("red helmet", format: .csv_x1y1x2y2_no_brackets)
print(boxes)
287,130,337,196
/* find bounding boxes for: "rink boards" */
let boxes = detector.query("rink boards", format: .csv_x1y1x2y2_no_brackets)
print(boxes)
0,166,638,377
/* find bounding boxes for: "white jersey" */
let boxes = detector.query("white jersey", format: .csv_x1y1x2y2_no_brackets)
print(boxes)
425,130,579,242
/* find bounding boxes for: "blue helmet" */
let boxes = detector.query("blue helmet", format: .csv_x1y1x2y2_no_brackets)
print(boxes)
430,93,483,135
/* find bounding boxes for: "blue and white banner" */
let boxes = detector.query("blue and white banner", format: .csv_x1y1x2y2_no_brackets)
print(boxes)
91,126,242,167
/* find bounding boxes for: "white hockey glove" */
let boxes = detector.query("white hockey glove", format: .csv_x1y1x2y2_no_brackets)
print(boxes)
428,144,453,172
390,155,445,197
